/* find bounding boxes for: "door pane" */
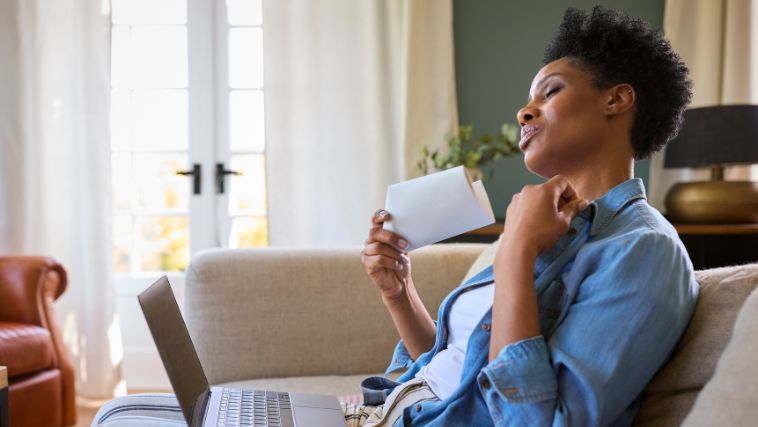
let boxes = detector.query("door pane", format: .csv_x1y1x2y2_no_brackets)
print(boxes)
130,27,188,88
229,90,265,151
229,216,268,248
112,0,187,25
133,153,189,212
138,215,190,272
226,0,262,25
228,28,263,88
229,154,267,216
131,90,188,151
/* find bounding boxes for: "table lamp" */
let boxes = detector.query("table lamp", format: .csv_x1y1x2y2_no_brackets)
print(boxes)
663,104,758,223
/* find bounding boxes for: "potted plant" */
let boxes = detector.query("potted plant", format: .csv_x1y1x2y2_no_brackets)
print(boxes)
416,123,521,181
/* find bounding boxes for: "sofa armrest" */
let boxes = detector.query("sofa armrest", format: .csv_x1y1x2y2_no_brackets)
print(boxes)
185,244,488,385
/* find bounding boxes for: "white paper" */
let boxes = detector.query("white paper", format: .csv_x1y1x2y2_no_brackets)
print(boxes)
384,166,495,251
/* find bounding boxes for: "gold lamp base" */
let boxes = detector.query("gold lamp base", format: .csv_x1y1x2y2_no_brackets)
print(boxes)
665,180,758,224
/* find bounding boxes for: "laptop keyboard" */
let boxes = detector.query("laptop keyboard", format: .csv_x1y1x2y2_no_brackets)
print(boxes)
217,388,295,427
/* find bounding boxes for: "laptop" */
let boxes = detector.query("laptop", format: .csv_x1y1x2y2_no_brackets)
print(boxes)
138,276,348,427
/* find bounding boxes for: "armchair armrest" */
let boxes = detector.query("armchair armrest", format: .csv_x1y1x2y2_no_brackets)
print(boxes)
185,244,488,385
0,256,67,327
0,256,76,425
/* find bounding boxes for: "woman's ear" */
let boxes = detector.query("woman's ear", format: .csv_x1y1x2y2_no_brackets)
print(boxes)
605,84,635,116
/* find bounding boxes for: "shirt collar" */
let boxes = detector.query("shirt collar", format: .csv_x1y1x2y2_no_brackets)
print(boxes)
587,178,647,237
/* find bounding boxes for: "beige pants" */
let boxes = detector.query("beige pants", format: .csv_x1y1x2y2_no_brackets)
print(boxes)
341,378,440,427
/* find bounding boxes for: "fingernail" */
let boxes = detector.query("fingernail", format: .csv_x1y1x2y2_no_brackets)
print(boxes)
398,239,409,249
400,254,409,264
378,210,388,218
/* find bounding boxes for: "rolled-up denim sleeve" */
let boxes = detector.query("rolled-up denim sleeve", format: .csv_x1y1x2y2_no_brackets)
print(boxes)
477,232,698,426
479,336,557,424
385,339,415,375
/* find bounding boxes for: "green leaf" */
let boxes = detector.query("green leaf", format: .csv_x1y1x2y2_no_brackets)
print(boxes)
415,122,521,175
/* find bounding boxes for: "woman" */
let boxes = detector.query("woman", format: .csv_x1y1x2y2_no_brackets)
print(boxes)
351,6,698,427
93,6,697,427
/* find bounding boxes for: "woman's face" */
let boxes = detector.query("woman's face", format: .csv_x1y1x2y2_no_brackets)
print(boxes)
517,57,610,178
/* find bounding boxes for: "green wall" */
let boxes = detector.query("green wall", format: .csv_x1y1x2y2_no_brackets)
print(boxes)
453,0,665,219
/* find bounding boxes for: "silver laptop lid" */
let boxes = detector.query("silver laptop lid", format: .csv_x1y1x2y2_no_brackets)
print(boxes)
138,276,210,427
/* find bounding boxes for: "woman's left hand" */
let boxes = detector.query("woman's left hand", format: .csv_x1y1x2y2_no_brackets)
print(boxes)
498,175,589,261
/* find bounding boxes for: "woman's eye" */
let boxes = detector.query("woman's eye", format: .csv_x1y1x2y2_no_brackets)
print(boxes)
545,87,561,98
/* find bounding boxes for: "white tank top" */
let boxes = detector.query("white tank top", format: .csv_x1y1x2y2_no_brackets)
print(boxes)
415,283,495,400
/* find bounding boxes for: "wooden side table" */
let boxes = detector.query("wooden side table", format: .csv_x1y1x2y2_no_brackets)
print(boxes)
447,222,758,270
1,366,8,427
674,224,758,270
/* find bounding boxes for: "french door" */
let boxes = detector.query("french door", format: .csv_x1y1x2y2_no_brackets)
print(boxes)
109,0,267,388
111,0,267,280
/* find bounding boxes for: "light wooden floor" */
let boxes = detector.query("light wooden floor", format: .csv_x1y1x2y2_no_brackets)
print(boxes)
75,399,102,427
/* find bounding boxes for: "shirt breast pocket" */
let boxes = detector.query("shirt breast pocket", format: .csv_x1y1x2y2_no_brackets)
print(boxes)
537,280,568,337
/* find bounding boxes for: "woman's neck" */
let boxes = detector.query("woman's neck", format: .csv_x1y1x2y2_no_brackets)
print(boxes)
566,159,634,202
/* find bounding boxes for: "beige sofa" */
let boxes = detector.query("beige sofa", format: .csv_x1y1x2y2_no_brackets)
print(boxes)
184,244,758,426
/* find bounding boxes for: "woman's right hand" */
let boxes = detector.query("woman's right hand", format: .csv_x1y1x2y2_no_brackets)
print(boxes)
361,209,411,300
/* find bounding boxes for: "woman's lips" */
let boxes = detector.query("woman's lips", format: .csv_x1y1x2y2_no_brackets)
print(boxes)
519,125,541,151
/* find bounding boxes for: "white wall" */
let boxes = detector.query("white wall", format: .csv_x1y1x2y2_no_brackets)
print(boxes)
115,274,186,390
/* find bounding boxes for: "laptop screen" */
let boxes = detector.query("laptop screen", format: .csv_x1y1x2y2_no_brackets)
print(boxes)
138,276,211,426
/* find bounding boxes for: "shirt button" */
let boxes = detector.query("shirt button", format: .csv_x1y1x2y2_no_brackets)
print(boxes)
481,378,491,389
503,387,518,397
416,404,422,412
567,227,577,236
481,323,491,332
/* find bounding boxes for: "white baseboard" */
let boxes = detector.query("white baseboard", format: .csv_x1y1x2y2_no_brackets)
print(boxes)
122,347,171,391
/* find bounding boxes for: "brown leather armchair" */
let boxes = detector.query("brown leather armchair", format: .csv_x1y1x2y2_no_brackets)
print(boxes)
0,257,76,427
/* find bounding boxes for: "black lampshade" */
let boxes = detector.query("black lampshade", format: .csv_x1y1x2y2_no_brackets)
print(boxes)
664,104,758,168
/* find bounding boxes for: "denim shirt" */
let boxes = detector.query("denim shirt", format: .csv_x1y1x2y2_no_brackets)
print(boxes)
365,178,699,426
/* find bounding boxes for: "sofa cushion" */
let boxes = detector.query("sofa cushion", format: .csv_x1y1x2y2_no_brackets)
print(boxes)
0,322,55,377
681,280,758,426
634,262,758,426
463,238,499,281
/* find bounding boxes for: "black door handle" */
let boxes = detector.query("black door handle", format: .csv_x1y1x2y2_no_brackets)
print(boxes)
176,163,201,195
215,163,242,194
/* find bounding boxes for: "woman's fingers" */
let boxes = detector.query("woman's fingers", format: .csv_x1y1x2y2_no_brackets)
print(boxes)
366,227,409,252
368,209,410,250
361,242,402,261
371,209,391,229
559,197,589,219
362,253,405,273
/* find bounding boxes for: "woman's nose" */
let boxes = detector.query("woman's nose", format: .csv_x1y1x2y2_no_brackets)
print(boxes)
517,105,539,126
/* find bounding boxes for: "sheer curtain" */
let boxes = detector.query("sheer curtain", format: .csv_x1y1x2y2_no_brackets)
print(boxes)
263,0,458,246
649,0,758,210
0,0,123,399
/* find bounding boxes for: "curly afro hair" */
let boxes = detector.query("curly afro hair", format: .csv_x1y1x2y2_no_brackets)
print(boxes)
544,6,692,160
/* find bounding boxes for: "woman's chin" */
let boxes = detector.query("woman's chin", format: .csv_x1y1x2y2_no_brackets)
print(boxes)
523,154,554,178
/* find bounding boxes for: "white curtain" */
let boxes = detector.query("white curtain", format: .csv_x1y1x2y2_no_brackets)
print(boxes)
0,0,123,399
263,0,458,246
649,0,758,211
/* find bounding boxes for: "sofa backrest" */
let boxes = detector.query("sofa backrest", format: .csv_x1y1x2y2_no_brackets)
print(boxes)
634,263,758,426
184,244,487,385
681,268,758,426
